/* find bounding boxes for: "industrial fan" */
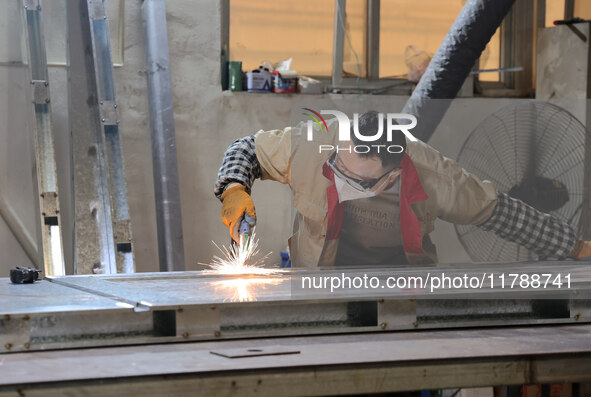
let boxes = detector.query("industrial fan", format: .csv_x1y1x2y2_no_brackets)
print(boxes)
455,101,586,262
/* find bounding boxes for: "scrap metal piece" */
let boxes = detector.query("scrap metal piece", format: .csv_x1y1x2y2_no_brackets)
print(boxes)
210,346,301,359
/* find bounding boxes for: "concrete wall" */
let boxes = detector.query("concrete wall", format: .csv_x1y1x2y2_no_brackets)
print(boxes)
0,0,539,274
0,65,37,270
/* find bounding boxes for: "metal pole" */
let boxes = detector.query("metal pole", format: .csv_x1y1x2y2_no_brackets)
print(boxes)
564,0,574,20
141,0,185,272
582,22,591,240
366,0,380,80
332,0,346,90
21,0,65,275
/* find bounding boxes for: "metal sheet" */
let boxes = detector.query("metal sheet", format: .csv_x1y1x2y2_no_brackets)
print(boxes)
47,261,591,306
0,261,588,352
0,279,129,316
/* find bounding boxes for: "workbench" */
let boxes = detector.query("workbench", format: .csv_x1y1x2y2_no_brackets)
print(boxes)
1,261,591,396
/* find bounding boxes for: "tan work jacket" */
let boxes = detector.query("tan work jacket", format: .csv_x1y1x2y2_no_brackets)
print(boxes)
254,117,498,267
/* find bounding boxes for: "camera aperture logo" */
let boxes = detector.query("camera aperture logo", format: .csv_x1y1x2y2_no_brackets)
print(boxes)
302,108,418,154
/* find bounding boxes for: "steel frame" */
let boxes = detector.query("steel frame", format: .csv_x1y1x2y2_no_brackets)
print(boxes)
66,0,134,275
21,0,65,276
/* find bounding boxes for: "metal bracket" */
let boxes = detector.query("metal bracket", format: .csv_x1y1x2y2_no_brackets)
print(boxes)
378,299,417,330
23,0,40,10
113,219,131,244
0,314,32,352
99,101,119,125
176,306,221,339
88,0,106,20
40,192,59,217
31,80,49,104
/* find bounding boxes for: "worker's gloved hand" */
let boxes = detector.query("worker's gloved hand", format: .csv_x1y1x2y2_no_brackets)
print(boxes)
569,240,591,260
220,184,257,242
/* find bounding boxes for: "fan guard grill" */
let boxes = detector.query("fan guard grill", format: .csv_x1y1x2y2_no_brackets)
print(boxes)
455,101,585,262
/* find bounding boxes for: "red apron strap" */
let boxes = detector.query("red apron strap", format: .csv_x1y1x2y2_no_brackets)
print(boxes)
400,154,429,254
321,155,428,250
322,163,345,240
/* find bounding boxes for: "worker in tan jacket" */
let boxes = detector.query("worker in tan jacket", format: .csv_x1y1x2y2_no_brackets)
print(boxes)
215,111,591,267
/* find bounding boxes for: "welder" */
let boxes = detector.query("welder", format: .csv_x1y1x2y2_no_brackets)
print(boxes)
215,111,591,267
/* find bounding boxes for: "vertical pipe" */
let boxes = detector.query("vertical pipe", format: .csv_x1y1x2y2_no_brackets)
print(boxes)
141,0,186,272
366,0,380,80
564,0,574,20
582,22,591,240
220,0,230,90
332,0,346,89
536,0,546,29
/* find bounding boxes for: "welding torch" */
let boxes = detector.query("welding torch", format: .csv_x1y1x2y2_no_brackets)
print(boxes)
239,217,252,248
220,183,257,249
232,214,255,250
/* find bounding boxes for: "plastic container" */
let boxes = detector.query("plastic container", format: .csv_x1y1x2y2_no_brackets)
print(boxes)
228,61,243,91
272,72,297,93
246,71,272,92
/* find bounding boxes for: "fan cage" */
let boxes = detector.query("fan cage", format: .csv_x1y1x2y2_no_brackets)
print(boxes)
454,101,585,262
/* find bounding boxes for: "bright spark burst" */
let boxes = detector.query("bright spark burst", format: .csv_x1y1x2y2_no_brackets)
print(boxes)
210,277,283,302
200,230,286,302
202,230,279,276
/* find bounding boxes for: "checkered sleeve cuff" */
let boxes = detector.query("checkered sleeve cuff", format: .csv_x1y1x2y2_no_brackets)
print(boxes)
214,135,262,200
477,191,577,260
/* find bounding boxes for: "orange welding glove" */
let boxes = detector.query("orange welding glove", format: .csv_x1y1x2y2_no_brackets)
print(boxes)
220,184,256,242
569,240,591,260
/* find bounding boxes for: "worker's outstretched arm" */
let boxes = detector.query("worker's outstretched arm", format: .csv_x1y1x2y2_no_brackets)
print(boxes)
214,135,261,199
215,135,260,241
215,125,296,240
408,140,588,260
477,191,589,260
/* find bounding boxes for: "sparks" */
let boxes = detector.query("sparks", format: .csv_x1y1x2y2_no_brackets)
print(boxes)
200,230,287,301
202,230,280,276
210,277,283,302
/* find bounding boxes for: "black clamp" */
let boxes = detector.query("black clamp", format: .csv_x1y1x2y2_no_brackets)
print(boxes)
10,267,42,284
